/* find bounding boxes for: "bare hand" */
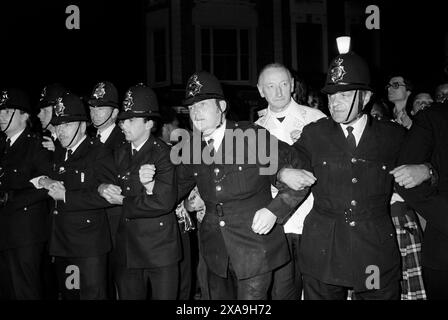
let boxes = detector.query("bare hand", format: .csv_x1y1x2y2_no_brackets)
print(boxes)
278,168,316,191
139,164,156,185
98,184,122,198
39,177,61,190
390,164,431,189
251,208,277,235
42,136,56,152
48,183,66,201
103,192,124,205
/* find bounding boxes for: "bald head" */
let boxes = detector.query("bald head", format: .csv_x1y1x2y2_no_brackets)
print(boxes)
257,63,294,112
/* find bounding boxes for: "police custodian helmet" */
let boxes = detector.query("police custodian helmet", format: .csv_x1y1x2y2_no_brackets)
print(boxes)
0,88,32,114
117,84,161,120
182,71,225,106
322,52,372,95
50,92,88,125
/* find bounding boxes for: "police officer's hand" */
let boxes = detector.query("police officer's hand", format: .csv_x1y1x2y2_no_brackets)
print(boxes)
390,164,431,189
103,193,124,205
98,184,122,198
48,182,66,201
139,164,156,185
38,177,60,190
42,136,56,152
290,130,302,143
251,208,277,235
278,168,316,191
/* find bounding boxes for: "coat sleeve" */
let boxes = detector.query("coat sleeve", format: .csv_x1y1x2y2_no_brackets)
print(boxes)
123,148,177,219
395,111,448,236
59,146,116,212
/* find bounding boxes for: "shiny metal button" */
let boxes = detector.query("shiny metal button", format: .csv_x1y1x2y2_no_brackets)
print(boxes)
351,158,357,164
24,207,27,211
214,168,220,174
216,185,222,192
53,210,58,215
86,219,91,223
349,221,356,227
351,200,357,206
219,221,225,227
382,165,387,170
160,222,164,226
126,187,130,191
323,161,327,165
238,166,242,171
194,172,198,176
352,178,358,184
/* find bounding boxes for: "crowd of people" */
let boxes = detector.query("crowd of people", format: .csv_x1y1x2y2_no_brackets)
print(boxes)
0,49,447,300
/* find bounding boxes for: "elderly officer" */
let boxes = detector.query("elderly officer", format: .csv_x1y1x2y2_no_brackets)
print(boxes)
33,92,115,300
98,84,181,300
87,81,126,299
0,88,52,299
279,52,406,299
168,71,306,300
256,62,326,299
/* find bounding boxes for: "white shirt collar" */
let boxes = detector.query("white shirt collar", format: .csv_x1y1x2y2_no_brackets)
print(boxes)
97,123,116,143
340,114,368,146
132,137,149,152
8,128,26,146
204,120,226,151
68,134,87,153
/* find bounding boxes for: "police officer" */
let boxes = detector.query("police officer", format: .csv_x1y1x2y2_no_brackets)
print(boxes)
0,88,52,299
98,84,181,300
37,83,67,152
34,92,115,300
279,52,406,299
171,71,305,300
87,81,126,299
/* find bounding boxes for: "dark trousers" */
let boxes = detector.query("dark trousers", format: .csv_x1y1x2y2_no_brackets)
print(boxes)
106,212,121,300
115,264,179,300
42,251,58,300
271,233,302,300
303,274,400,300
54,255,108,300
178,228,193,300
0,243,45,300
207,262,272,300
423,267,448,299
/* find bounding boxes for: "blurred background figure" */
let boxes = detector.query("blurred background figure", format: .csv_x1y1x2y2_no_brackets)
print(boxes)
369,98,392,120
434,82,448,103
386,73,414,129
411,92,433,116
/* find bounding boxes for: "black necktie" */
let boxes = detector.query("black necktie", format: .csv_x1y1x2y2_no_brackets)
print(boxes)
4,138,11,154
207,138,215,157
65,149,73,161
346,126,356,152
132,148,138,157
96,133,102,142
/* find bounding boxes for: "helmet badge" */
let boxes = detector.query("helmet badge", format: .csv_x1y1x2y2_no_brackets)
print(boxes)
93,82,106,99
54,97,66,116
330,58,347,83
0,91,9,106
186,74,203,98
39,86,47,102
123,90,134,111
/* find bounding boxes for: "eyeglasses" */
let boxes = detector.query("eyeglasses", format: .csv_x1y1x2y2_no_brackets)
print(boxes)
385,82,406,90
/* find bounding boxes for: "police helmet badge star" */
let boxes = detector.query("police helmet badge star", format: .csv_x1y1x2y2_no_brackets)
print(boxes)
39,86,47,102
186,74,203,97
123,90,134,111
0,91,8,106
330,58,347,83
93,82,106,99
54,97,66,116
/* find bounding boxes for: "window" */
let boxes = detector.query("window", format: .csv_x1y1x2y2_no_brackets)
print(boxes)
200,28,250,82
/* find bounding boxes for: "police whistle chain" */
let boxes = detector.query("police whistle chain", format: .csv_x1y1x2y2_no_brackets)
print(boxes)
1,109,16,133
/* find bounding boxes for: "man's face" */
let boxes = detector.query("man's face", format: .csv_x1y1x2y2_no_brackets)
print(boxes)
120,117,152,145
328,90,368,123
55,121,85,148
387,76,410,103
412,93,433,115
435,84,448,103
37,106,52,129
89,106,117,128
0,108,28,135
188,99,224,136
257,67,294,112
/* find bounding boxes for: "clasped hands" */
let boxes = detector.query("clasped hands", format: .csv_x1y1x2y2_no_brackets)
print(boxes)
39,177,66,201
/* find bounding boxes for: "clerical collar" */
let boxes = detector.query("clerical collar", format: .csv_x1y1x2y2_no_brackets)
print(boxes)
268,99,292,119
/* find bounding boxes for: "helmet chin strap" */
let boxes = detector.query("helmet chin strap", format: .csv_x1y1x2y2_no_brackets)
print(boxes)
2,109,17,133
342,90,363,125
66,122,82,149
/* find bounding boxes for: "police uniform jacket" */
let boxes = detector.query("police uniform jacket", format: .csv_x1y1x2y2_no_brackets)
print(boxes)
114,135,181,269
293,116,405,290
0,128,52,251
176,120,306,280
396,103,448,270
48,137,115,258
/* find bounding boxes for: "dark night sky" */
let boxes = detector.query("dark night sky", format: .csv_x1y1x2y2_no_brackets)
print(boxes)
0,0,447,109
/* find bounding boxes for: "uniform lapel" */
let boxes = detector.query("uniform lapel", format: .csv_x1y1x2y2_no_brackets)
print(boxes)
330,120,352,154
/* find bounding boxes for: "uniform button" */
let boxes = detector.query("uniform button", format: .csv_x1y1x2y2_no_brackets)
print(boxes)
24,207,27,211
125,218,130,222
0,182,2,186
126,187,130,191
216,185,222,192
349,221,356,227
159,222,164,226
86,219,91,223
13,169,17,173
351,200,357,206
351,158,357,164
382,165,387,170
352,178,358,184
194,172,198,177
53,210,58,215
219,221,225,227
323,161,327,165
238,166,242,171
214,168,220,174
